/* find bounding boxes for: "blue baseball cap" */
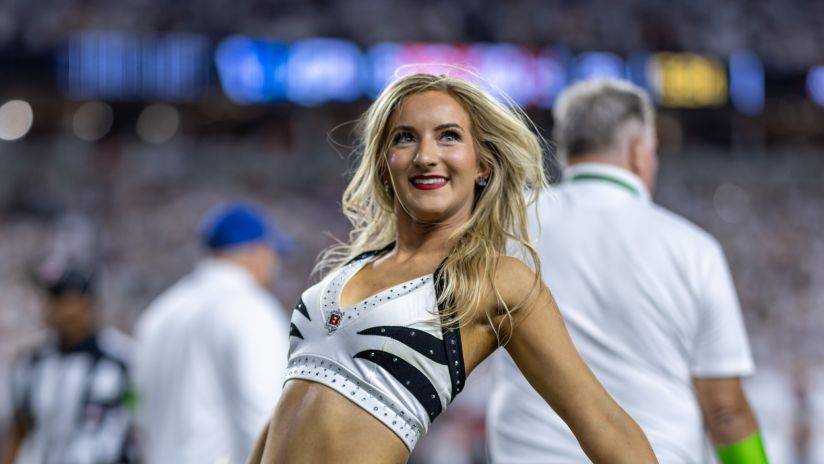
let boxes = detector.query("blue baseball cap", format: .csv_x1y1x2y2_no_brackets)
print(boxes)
200,202,294,256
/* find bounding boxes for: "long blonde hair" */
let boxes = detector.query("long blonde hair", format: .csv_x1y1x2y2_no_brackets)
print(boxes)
319,72,547,341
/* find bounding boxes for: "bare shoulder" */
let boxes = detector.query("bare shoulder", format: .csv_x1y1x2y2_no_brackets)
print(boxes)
493,256,544,309
494,255,537,279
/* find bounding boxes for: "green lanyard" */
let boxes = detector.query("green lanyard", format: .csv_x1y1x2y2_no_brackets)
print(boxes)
570,173,640,197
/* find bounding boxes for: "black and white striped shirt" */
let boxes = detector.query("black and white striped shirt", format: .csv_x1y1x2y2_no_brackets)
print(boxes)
11,328,135,464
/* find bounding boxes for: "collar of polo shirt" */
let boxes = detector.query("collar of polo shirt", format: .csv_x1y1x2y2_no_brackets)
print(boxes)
563,163,651,203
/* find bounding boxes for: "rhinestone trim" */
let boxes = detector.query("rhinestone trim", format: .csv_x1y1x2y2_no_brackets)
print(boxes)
321,257,433,335
284,354,425,450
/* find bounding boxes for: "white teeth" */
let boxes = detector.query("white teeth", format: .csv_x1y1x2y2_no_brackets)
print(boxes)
412,178,446,185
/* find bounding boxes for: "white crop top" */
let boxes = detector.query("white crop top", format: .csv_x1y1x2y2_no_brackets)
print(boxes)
284,245,466,451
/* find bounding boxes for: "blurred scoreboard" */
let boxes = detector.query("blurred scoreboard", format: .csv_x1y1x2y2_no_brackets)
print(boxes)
57,32,778,113
649,53,728,108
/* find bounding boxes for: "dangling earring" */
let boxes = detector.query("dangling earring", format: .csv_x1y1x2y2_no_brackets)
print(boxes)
383,179,392,193
477,175,488,187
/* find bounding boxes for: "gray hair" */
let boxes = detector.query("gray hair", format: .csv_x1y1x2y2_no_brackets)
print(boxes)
552,78,655,160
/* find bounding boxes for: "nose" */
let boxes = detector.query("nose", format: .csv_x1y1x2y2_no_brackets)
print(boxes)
413,134,438,166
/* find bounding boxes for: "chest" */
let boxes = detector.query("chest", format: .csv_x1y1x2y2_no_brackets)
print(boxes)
296,268,438,340
338,263,438,310
26,352,126,427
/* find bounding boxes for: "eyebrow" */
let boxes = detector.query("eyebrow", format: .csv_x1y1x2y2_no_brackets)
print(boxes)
393,123,464,132
435,123,464,131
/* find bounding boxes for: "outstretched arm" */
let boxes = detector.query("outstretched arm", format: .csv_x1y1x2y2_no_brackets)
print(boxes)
496,257,657,463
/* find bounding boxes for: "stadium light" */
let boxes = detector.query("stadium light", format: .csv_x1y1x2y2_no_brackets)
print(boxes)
574,52,625,81
59,31,210,101
286,39,363,106
0,100,34,141
215,36,289,104
136,104,179,144
535,47,570,108
729,51,765,115
649,53,727,107
72,101,114,141
807,65,824,108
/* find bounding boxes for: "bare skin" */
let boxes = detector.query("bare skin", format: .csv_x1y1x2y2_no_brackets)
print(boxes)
694,377,761,446
1,419,27,464
250,90,656,463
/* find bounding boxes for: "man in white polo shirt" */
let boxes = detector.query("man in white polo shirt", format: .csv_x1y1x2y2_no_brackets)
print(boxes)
487,79,767,463
134,202,292,464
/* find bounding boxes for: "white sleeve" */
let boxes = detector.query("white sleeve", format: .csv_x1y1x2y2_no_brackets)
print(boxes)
217,293,290,456
690,241,755,378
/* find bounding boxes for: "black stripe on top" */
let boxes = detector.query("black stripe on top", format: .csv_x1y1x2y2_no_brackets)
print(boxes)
294,297,310,321
433,262,466,401
358,326,447,364
289,323,304,339
344,242,397,266
354,349,443,420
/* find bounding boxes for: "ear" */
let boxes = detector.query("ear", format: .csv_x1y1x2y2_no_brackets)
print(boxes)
627,129,658,194
477,144,493,179
477,161,491,178
627,132,645,176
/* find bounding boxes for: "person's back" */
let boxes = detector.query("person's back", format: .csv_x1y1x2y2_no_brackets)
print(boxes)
133,203,291,464
489,164,751,461
488,78,766,464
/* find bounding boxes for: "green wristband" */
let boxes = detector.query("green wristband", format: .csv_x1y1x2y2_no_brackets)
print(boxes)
123,387,141,412
717,431,768,464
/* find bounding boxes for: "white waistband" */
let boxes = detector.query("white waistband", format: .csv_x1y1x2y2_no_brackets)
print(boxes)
283,354,424,451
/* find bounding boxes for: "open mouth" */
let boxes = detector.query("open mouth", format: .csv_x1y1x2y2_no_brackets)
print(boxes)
410,175,448,190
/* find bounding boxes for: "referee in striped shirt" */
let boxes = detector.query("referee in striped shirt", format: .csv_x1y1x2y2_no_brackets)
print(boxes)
2,266,136,464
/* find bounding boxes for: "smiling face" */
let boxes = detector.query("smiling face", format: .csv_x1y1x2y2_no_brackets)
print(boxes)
386,90,488,225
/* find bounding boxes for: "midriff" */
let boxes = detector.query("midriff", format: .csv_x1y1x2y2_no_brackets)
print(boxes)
249,379,410,464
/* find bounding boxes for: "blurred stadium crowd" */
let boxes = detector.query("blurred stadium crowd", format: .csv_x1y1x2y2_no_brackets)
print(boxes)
1,0,824,462
1,0,823,69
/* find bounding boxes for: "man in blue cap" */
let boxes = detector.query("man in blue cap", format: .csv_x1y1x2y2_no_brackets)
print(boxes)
133,202,293,464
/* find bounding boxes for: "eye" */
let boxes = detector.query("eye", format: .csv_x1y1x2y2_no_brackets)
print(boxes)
441,130,461,142
393,131,414,144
